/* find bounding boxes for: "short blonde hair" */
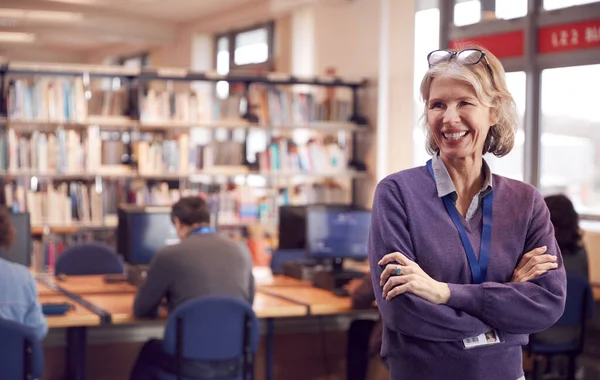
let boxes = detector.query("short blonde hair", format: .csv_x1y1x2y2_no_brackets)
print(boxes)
420,44,517,157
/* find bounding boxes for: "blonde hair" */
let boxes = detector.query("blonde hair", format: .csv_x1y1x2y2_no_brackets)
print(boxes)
420,44,517,157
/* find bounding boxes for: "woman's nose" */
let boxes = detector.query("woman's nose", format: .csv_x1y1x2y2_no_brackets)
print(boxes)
443,108,460,125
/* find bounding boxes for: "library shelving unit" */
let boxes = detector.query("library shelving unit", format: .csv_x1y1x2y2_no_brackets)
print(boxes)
0,61,371,272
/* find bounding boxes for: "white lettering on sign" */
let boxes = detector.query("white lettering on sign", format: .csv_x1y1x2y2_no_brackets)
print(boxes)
585,26,600,43
551,29,584,47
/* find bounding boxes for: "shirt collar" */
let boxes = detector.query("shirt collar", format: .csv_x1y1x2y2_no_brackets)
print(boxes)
431,153,493,199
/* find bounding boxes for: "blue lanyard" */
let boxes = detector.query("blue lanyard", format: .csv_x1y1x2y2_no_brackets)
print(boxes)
426,160,493,284
190,227,215,235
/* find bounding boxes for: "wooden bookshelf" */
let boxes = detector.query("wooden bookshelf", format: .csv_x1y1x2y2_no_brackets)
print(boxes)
0,60,371,247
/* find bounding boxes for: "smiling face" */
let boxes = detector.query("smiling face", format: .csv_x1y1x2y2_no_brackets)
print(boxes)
427,76,496,163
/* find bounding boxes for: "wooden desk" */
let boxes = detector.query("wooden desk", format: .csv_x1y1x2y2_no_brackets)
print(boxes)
37,281,59,297
258,275,312,288
78,292,309,325
54,275,137,295
259,286,352,315
39,294,100,328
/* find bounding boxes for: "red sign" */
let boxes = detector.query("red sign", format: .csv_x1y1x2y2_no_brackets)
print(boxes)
538,19,600,54
449,30,524,59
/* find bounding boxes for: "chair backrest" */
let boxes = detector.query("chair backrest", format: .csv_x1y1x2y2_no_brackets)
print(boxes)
55,242,124,276
554,271,593,328
270,249,306,274
162,296,260,361
0,317,44,380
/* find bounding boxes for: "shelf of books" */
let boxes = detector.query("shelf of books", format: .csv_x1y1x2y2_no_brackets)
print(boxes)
0,62,371,253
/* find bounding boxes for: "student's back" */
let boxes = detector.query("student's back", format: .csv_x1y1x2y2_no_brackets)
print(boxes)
133,232,254,317
0,207,47,340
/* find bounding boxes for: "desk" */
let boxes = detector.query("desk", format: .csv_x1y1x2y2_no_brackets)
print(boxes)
258,286,352,315
258,275,311,288
40,294,100,328
54,275,137,295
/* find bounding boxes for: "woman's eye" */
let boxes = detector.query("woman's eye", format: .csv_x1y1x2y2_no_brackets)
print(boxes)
429,102,444,109
459,101,473,106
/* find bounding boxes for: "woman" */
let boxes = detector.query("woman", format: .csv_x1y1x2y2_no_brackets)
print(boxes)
0,207,47,340
368,45,566,380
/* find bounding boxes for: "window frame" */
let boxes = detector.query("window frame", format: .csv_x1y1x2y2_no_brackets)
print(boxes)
214,20,275,74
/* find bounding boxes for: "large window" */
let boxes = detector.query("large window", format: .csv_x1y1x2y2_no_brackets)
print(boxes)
453,0,527,27
540,64,600,215
543,0,600,10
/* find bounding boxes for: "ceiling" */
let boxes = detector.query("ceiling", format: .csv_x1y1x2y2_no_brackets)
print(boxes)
0,0,262,63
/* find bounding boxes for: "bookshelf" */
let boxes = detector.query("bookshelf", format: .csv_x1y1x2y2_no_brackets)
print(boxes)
0,61,371,271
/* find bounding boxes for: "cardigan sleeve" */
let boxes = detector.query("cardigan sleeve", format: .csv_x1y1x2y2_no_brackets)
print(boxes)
369,180,492,342
446,189,567,334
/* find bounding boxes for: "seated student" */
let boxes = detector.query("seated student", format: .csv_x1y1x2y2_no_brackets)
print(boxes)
130,196,255,380
0,207,48,340
533,194,590,378
345,273,388,380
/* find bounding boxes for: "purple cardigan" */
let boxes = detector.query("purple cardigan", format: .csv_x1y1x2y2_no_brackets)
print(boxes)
368,165,566,380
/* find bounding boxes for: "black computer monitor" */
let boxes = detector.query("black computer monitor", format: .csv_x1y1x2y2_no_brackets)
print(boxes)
305,205,371,264
117,205,180,265
277,205,308,250
2,212,32,267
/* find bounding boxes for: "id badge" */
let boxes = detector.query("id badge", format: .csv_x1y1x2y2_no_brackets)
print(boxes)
463,329,500,349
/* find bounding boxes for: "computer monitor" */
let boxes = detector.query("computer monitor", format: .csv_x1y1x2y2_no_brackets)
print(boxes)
277,205,308,250
117,205,180,265
1,212,32,267
305,205,371,264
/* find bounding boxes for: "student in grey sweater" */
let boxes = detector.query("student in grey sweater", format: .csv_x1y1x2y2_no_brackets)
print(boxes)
130,196,254,380
369,45,566,380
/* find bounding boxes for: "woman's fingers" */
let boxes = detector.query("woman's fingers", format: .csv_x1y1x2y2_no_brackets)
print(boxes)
378,251,411,266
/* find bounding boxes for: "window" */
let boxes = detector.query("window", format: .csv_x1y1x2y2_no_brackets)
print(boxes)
485,71,526,181
234,28,269,66
540,64,600,215
453,0,527,27
543,0,600,10
413,5,440,167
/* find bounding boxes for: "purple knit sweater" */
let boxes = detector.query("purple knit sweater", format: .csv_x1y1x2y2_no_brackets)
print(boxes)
368,165,566,380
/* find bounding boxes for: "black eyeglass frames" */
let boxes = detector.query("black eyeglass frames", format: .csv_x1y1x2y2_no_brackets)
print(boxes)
427,48,495,85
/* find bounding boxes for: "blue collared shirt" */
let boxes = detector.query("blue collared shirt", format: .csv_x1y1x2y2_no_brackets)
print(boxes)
0,257,48,340
431,153,493,220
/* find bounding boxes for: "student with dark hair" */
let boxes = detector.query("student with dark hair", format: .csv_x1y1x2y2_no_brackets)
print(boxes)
544,194,589,280
130,196,255,380
0,207,47,340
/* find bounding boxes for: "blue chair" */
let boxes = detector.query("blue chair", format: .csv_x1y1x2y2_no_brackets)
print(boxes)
528,272,594,380
0,317,44,380
55,242,125,276
270,249,306,274
156,296,260,380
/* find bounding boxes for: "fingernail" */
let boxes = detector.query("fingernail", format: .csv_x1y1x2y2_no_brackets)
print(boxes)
553,263,558,267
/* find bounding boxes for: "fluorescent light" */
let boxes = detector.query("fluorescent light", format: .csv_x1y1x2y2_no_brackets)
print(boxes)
0,32,35,43
0,9,83,22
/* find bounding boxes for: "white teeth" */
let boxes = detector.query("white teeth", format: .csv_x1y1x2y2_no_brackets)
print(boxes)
444,132,467,140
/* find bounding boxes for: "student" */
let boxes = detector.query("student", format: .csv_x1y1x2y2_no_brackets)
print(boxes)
345,274,388,380
369,45,566,380
0,207,48,340
130,196,255,380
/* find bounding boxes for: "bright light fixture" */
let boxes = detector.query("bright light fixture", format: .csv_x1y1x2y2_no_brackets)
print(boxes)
0,32,35,43
0,9,84,22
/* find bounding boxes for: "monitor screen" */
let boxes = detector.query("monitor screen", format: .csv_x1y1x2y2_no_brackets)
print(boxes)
277,205,307,250
306,206,371,260
2,212,32,267
118,207,179,265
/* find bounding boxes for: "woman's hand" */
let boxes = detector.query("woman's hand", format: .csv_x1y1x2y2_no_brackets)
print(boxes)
511,246,558,282
378,251,450,304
